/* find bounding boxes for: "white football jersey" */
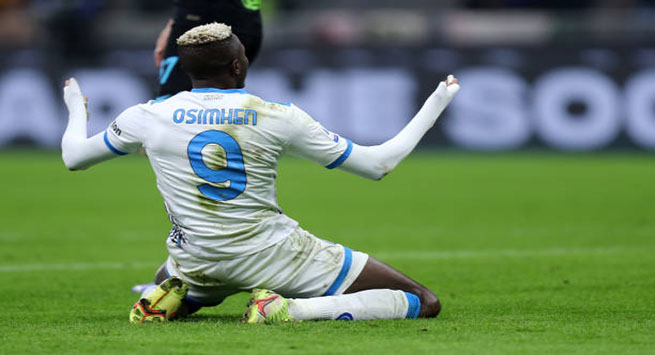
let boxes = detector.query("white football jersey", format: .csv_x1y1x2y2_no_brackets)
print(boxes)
104,88,351,260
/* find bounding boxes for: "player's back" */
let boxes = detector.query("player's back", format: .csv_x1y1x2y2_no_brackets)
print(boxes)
106,88,350,260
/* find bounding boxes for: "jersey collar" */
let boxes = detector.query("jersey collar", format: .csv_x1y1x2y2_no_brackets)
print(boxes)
191,88,248,94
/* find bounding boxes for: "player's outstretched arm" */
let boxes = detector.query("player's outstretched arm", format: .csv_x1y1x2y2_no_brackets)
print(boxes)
61,78,117,170
339,75,460,180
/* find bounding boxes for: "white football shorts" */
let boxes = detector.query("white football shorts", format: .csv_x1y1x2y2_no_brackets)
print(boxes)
165,226,369,307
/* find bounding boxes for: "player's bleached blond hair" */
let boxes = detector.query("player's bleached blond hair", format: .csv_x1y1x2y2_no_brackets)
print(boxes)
176,23,233,46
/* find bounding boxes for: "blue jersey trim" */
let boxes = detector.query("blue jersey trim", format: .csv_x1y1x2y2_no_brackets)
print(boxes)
323,247,353,296
326,139,353,169
191,88,248,94
265,99,291,107
103,131,127,156
404,292,421,319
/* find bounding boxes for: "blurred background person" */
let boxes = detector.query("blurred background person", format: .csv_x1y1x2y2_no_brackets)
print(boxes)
153,0,262,100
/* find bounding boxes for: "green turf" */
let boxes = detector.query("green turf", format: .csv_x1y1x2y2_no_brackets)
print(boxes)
0,150,654,354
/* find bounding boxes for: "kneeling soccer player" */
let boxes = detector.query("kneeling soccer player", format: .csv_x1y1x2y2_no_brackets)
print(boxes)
61,23,460,323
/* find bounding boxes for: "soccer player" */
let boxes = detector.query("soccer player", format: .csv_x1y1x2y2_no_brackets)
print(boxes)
155,0,262,101
61,23,460,323
135,0,262,294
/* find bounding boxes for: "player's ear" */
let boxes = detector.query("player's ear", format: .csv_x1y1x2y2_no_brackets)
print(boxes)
232,58,242,77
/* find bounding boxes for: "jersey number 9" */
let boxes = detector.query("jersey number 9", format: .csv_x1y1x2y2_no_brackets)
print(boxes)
187,130,247,201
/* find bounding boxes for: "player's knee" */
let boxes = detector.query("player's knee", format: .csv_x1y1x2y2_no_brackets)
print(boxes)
426,297,442,318
415,288,441,318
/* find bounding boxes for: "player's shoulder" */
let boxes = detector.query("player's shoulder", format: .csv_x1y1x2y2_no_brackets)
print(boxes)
114,101,150,120
135,91,194,117
236,91,309,128
240,91,295,114
144,91,189,108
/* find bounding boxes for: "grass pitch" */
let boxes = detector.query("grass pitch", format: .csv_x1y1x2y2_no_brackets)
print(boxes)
0,150,653,354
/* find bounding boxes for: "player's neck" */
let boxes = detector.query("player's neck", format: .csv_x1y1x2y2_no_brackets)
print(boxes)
191,78,244,90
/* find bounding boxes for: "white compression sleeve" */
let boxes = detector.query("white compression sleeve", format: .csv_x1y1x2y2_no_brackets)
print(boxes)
339,78,460,180
61,78,116,170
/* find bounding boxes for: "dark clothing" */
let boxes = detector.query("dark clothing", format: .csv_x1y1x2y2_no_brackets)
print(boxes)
172,0,261,35
158,0,262,98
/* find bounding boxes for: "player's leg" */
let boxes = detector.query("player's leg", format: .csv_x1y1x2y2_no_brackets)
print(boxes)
239,228,431,322
247,287,417,323
281,264,429,322
343,257,441,318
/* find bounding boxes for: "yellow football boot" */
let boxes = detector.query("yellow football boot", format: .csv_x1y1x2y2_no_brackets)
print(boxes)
242,289,294,324
129,276,189,324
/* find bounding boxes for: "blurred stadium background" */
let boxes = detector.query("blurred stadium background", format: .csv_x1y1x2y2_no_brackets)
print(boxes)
1,0,654,150
1,3,654,352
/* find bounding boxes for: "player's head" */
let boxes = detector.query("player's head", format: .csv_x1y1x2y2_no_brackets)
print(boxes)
176,23,248,88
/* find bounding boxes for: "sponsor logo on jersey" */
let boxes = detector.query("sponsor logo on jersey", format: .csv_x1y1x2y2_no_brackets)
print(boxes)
322,128,340,142
202,94,223,101
110,121,122,136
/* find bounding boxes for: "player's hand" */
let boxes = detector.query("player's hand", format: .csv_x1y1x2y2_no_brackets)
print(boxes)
155,19,174,68
430,74,460,107
442,74,460,98
63,78,89,120
446,74,460,95
64,78,84,106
